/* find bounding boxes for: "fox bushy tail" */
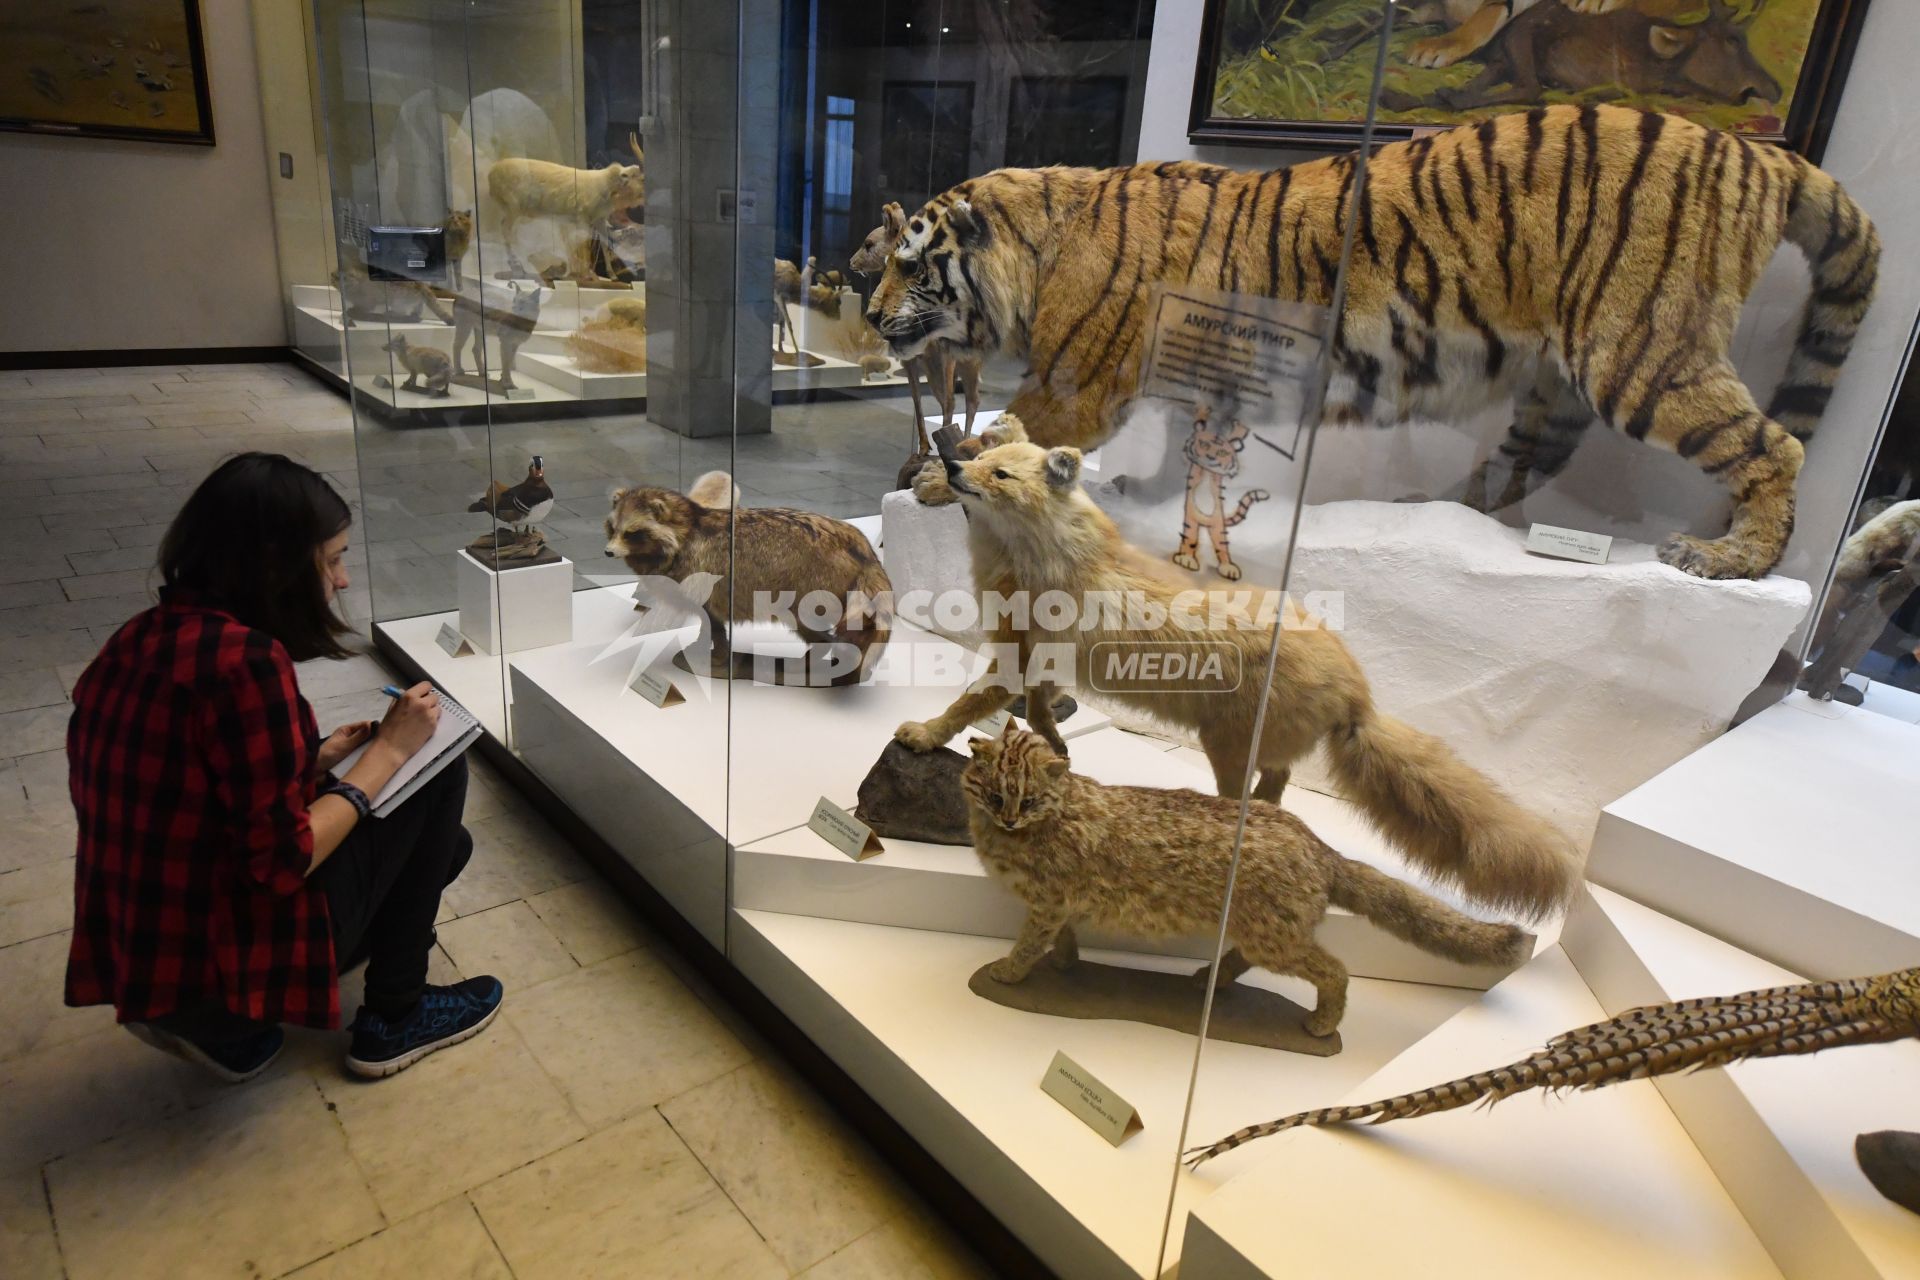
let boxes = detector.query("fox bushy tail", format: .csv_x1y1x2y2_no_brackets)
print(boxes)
1771,162,1879,442
1322,710,1580,921
1327,856,1531,969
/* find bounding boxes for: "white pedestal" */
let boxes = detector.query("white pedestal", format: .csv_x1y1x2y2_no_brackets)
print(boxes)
456,549,574,655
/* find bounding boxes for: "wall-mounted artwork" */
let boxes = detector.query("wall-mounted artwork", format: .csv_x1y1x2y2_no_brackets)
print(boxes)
1006,76,1128,168
0,0,214,145
1188,0,1870,162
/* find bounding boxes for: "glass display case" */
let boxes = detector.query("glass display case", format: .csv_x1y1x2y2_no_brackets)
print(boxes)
308,0,1920,1274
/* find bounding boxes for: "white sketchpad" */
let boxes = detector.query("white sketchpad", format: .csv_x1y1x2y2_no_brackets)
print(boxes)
881,493,1812,848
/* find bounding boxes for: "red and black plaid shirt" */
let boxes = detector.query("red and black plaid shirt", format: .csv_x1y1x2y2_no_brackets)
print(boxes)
65,589,339,1029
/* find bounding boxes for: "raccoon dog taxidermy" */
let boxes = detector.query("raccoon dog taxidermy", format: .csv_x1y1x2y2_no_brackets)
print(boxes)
605,473,892,686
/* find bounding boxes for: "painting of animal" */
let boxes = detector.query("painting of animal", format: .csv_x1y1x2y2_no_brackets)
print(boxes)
0,0,213,144
1188,0,1865,156
866,106,1879,579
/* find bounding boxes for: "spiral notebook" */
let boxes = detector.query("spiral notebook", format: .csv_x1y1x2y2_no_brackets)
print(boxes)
334,687,484,818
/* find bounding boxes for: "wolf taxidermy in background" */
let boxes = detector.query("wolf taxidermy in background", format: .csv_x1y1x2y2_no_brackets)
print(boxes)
865,105,1878,579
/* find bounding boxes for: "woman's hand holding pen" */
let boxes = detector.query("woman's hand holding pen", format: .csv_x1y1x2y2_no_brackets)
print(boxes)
376,683,440,759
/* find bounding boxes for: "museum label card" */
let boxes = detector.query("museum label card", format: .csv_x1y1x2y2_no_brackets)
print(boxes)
628,664,685,708
435,622,473,658
972,708,1011,737
1041,1051,1141,1147
808,797,883,860
1525,523,1613,565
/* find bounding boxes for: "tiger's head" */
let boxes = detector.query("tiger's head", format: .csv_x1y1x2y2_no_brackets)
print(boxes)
1183,406,1249,478
865,198,994,360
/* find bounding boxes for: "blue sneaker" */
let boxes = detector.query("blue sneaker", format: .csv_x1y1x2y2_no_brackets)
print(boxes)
344,976,503,1079
127,1021,284,1084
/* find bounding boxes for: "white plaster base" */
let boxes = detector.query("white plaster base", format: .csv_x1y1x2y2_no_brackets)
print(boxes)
455,549,574,655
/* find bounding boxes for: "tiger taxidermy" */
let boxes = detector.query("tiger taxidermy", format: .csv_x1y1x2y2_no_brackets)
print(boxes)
864,105,1879,580
1174,403,1270,581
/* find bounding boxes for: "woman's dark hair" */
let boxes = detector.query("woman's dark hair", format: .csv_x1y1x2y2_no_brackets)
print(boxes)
159,452,355,661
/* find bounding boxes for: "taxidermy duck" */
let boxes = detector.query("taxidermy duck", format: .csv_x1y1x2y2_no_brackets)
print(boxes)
468,456,555,537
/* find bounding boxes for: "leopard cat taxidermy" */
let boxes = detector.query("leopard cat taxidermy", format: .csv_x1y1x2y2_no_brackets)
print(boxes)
450,281,544,391
900,421,1581,920
1173,403,1270,581
963,727,1532,1038
381,336,452,397
865,105,1879,580
604,475,892,687
1186,965,1920,1166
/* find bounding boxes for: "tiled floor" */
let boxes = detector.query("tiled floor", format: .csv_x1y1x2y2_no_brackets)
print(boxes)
0,364,994,1280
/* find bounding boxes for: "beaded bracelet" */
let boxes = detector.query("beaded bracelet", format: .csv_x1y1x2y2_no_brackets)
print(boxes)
321,779,373,820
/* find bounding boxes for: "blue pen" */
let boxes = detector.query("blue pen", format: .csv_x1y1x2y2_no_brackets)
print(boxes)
380,685,407,699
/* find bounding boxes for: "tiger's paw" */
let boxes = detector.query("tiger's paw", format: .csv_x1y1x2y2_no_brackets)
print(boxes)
1406,33,1471,68
1657,533,1773,581
1171,551,1200,572
894,719,944,752
1216,561,1243,581
912,461,956,506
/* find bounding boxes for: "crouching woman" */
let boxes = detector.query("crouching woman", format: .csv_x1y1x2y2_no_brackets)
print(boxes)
65,453,502,1082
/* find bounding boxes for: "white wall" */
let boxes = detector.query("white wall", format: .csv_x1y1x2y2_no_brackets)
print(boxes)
1135,0,1920,621
0,0,285,354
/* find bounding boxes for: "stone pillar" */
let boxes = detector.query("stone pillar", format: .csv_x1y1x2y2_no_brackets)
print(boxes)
642,0,777,437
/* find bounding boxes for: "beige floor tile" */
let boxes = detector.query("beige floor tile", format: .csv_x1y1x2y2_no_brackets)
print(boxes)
661,1059,913,1272
471,1109,786,1280
317,1017,586,1221
526,880,654,967
0,704,69,757
436,900,579,992
287,1196,512,1280
0,858,74,947
0,669,64,714
440,809,590,918
0,931,114,1062
798,1220,941,1280
0,805,75,874
11,750,68,808
0,1027,195,1175
48,1073,383,1280
506,951,753,1128
0,1168,63,1280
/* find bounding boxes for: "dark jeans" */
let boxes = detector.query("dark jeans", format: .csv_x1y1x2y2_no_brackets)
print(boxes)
151,755,473,1045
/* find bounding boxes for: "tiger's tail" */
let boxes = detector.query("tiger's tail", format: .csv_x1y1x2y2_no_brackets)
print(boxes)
1223,488,1270,528
1771,161,1880,442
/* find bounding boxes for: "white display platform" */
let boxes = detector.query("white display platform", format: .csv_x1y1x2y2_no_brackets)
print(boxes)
735,733,1532,990
1564,885,1920,1280
880,492,1814,846
456,549,573,654
506,615,1101,849
730,908,1481,1280
519,351,644,399
376,580,648,739
1181,947,1781,1280
1587,693,1920,979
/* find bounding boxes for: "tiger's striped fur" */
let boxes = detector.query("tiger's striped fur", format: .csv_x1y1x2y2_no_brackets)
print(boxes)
865,104,1879,580
1184,965,1920,1167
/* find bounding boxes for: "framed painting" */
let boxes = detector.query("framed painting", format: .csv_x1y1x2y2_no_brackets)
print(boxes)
1188,0,1871,162
0,0,214,145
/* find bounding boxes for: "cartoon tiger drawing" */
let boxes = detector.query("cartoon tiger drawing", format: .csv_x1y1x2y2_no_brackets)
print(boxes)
864,104,1879,580
1173,404,1270,581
